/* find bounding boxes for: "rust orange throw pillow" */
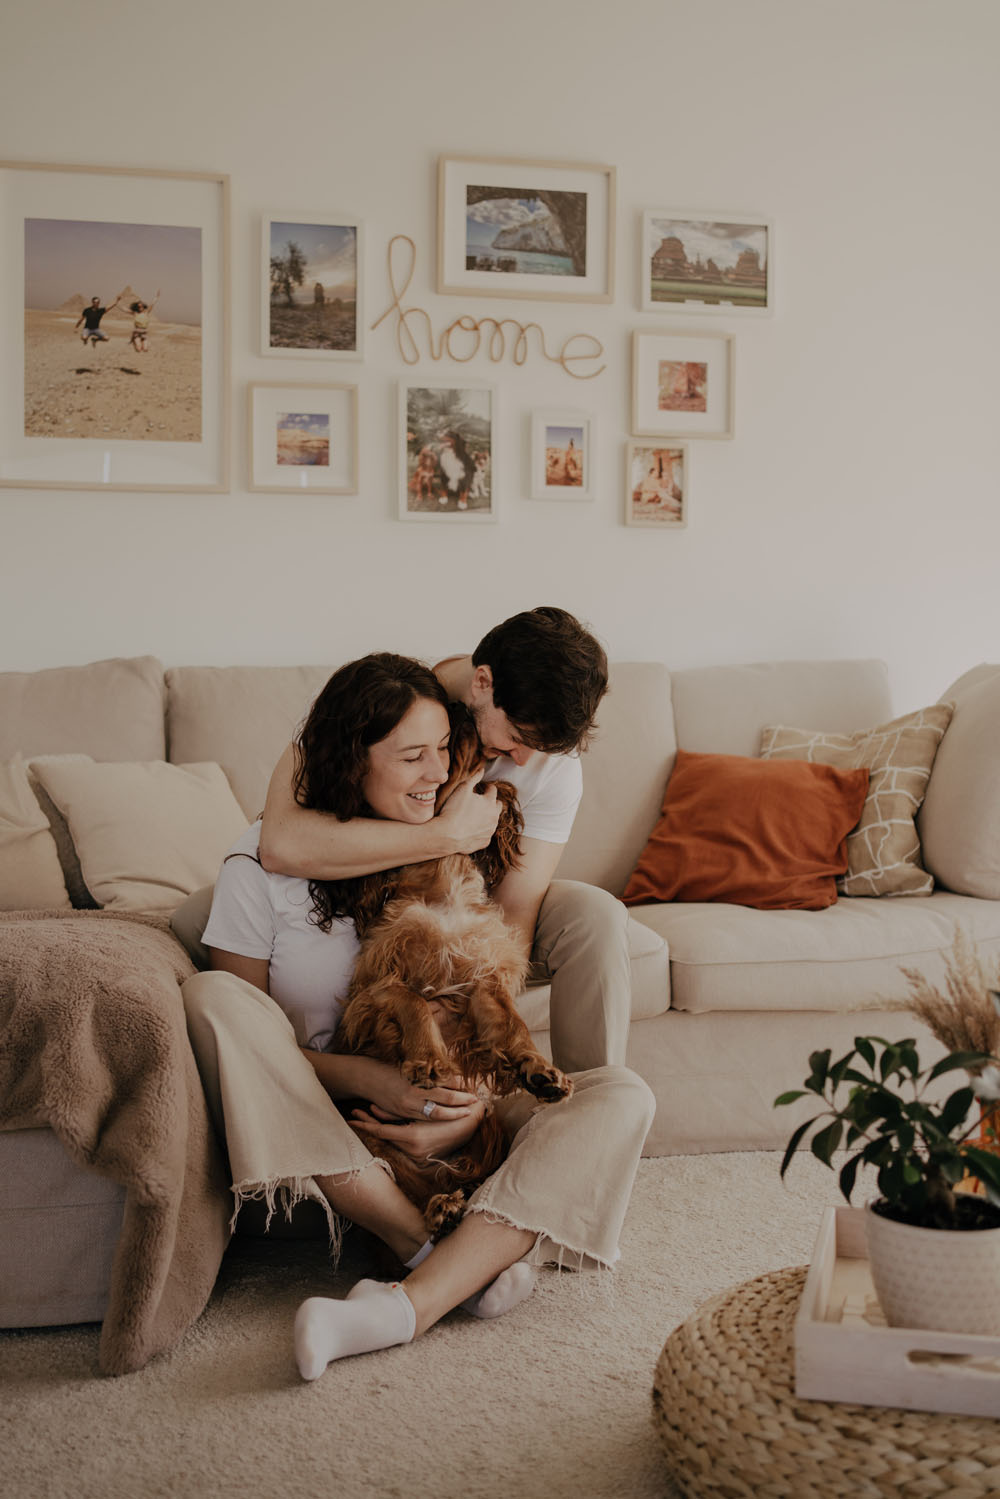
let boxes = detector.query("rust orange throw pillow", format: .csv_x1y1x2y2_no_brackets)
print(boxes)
623,750,870,910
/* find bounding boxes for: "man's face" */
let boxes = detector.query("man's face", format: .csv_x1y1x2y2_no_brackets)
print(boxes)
91,298,100,307
466,667,536,765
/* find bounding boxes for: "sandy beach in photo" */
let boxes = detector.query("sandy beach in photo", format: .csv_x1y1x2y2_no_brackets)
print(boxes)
24,308,202,442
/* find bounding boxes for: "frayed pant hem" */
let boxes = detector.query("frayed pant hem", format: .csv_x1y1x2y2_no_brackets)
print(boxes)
462,1201,620,1274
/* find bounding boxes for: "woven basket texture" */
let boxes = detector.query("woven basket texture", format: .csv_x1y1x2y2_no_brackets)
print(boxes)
652,1266,1000,1498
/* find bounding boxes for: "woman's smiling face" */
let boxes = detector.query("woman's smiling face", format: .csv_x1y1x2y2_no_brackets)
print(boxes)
361,697,451,822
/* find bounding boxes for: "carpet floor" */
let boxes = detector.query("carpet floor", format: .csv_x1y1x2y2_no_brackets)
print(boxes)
1,1151,849,1499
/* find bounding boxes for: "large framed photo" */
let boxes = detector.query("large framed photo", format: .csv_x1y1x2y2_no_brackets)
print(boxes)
530,410,594,500
632,330,733,440
641,210,771,315
261,214,363,359
438,155,615,303
1,160,229,491
626,441,687,529
248,382,357,494
399,381,496,523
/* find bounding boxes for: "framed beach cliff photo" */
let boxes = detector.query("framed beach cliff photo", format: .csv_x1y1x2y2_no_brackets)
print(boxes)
261,213,363,359
0,161,230,491
641,210,771,315
248,382,358,494
437,155,615,303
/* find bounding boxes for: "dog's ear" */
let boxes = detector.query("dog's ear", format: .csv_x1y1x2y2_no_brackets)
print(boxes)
435,704,484,812
473,779,523,888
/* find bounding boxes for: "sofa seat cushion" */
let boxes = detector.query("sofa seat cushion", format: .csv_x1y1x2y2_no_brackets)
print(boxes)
517,913,670,1032
628,891,1000,1015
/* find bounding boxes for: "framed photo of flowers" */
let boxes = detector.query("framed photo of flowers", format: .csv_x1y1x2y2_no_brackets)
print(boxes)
437,155,615,303
248,381,357,493
261,213,363,359
626,441,687,529
399,381,497,523
631,329,733,440
530,410,594,500
641,210,771,315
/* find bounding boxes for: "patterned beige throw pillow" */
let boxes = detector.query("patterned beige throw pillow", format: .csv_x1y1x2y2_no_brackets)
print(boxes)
759,704,954,896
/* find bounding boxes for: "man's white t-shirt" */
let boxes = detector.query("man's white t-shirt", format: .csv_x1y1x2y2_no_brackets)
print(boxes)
202,748,582,1052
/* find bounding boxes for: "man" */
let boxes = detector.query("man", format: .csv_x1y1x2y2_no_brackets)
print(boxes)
74,292,122,346
258,606,630,1073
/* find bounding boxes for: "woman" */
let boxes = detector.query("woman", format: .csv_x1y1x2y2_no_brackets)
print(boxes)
182,653,654,1381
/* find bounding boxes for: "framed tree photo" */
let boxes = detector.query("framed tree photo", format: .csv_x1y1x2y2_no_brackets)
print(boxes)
2,159,230,491
261,214,363,359
631,330,734,440
625,441,687,528
438,155,615,303
641,210,771,315
530,410,594,499
248,382,357,494
399,381,496,523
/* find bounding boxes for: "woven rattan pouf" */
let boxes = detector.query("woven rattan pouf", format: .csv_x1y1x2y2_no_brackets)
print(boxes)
653,1266,1000,1499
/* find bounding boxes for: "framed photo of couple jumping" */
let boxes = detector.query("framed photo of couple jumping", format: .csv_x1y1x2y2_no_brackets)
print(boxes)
437,155,615,303
0,160,230,491
399,381,497,523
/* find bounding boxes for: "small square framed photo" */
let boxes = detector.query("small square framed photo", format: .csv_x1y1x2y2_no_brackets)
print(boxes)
626,441,687,528
399,381,497,523
641,211,771,315
530,410,593,500
632,329,733,440
248,382,357,493
438,155,615,303
261,214,363,358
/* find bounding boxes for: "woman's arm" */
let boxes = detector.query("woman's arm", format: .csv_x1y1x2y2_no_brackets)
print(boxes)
209,946,271,992
258,742,500,878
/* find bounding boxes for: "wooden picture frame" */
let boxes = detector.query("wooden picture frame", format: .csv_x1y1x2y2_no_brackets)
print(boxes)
399,380,497,523
631,330,734,440
260,213,363,359
529,410,594,500
625,440,688,528
438,155,615,303
248,382,357,494
641,210,771,315
2,159,230,491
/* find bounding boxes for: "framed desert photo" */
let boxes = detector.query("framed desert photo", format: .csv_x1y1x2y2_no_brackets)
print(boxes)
438,155,615,303
248,382,357,494
632,330,733,440
1,160,229,491
530,410,594,500
641,211,771,314
399,382,496,523
261,214,363,359
626,441,687,528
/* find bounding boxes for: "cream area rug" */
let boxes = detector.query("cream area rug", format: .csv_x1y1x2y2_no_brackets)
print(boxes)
1,1151,848,1499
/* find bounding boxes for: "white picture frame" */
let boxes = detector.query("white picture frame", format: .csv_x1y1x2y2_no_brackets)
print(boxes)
261,213,363,359
631,329,734,440
529,409,594,500
625,440,688,528
641,209,771,315
398,380,497,523
248,381,357,494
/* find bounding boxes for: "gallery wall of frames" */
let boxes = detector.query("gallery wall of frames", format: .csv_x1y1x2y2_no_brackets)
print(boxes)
3,155,771,531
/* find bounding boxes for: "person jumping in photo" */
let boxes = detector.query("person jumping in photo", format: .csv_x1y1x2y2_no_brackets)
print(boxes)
128,290,161,353
75,293,123,348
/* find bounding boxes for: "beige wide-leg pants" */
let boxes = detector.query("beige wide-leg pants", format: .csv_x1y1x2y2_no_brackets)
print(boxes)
182,970,655,1271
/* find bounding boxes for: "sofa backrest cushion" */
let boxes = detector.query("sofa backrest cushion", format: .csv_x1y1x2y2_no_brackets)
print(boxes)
919,664,1000,898
556,662,676,895
669,659,893,757
166,665,334,817
0,656,166,761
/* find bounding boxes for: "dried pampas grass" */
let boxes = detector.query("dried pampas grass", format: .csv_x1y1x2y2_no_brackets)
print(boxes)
899,925,1000,1056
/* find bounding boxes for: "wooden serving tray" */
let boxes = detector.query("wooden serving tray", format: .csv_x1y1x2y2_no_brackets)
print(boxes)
795,1205,1000,1418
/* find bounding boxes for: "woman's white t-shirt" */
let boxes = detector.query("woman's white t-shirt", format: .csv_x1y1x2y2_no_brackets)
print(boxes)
201,749,582,1053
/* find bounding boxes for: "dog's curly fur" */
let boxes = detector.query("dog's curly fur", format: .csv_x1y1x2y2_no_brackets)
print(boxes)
333,704,573,1238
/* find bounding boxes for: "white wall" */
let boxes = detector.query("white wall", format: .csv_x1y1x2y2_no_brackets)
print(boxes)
2,0,998,712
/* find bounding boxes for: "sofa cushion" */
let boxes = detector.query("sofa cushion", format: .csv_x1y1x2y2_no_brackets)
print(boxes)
166,665,334,818
919,665,1000,898
29,759,248,911
0,756,71,911
622,750,869,911
670,659,892,757
760,704,953,896
556,662,676,895
0,656,165,761
629,890,1000,1015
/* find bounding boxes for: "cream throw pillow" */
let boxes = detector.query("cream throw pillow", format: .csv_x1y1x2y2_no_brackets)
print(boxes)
759,704,954,896
30,759,249,911
0,754,72,910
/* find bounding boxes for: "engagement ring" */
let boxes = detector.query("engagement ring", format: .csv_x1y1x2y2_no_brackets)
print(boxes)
422,1100,435,1118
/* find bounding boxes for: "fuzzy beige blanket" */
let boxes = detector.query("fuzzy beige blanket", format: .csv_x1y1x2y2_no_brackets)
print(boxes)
0,909,232,1375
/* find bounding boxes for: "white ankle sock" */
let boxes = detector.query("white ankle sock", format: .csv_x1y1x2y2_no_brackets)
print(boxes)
461,1261,537,1319
294,1279,416,1381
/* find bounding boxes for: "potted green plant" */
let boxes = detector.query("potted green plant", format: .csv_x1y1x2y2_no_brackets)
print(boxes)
776,1029,1000,1335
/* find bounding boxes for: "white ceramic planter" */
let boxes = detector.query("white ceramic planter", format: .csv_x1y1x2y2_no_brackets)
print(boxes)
864,1201,1000,1335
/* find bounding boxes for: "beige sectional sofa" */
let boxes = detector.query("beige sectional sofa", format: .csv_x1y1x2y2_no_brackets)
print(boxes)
3,651,1000,1342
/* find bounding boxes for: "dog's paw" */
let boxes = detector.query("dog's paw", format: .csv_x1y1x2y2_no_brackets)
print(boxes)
425,1191,467,1241
519,1061,574,1102
402,1057,450,1090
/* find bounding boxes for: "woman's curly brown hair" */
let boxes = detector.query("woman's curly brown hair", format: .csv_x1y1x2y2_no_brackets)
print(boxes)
291,653,451,932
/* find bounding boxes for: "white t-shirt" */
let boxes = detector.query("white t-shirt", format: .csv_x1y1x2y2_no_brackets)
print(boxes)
202,821,359,1053
482,749,582,844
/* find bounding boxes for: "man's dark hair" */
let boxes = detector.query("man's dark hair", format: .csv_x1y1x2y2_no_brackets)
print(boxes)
472,606,608,754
